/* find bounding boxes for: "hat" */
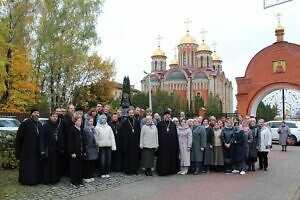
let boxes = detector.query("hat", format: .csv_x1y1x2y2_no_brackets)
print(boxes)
163,110,171,115
30,108,39,114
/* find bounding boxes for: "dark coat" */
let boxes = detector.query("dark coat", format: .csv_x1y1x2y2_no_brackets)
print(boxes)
68,126,86,156
16,118,43,185
221,126,234,162
204,126,214,165
119,117,141,174
83,126,98,160
248,126,258,158
232,129,245,163
62,114,74,151
192,125,206,162
39,121,64,183
156,120,180,176
109,120,122,171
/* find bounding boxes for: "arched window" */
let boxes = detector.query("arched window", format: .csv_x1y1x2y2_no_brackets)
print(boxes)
200,56,203,67
197,92,201,97
155,61,157,71
160,61,163,70
183,51,186,66
207,56,209,67
191,51,194,66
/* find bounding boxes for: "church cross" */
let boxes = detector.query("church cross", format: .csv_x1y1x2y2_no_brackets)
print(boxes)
184,18,192,32
173,46,177,57
212,41,218,52
156,35,163,47
276,12,282,24
200,28,207,42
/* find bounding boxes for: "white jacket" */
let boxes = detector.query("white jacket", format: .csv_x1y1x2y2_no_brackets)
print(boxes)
140,124,159,149
257,126,272,152
95,123,116,151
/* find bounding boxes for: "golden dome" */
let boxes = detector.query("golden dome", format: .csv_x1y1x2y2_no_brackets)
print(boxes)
152,47,166,57
179,32,197,44
212,52,222,61
197,42,211,52
275,24,284,31
170,57,178,65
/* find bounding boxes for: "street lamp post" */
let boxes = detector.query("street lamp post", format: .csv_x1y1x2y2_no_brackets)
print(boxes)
143,71,152,110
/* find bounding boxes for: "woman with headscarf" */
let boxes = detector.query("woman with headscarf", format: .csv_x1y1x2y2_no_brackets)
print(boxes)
95,114,116,178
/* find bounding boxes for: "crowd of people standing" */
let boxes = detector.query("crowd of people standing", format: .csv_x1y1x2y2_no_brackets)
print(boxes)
16,103,277,188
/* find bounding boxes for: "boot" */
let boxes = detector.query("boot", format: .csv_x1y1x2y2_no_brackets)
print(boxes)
194,168,200,175
251,164,256,171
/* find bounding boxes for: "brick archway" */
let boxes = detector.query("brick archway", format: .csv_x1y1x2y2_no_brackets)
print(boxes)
236,39,300,117
248,82,300,117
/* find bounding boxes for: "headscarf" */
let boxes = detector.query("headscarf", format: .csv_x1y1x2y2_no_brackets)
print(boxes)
97,114,107,125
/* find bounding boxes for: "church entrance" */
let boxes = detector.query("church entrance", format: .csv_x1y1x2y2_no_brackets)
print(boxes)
236,23,300,117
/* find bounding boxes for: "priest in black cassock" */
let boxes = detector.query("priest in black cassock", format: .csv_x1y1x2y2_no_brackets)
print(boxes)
109,113,122,171
16,108,43,185
40,112,64,184
156,110,180,176
120,109,141,175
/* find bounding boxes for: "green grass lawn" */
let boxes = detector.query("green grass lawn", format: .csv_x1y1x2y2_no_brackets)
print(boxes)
0,170,27,198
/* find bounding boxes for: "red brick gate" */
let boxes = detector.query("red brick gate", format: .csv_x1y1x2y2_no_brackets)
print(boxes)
236,26,300,117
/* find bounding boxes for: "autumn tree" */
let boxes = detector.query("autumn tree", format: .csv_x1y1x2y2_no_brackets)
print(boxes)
72,53,116,109
32,0,103,110
0,0,38,111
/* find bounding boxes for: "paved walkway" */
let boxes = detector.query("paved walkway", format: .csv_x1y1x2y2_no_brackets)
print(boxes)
6,145,300,200
80,145,300,200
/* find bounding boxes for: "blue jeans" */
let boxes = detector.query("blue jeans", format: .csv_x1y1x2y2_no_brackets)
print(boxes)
99,147,112,175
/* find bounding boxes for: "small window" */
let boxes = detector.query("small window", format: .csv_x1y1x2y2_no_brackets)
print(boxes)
286,122,297,128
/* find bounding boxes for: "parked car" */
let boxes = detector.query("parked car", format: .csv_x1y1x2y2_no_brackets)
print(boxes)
265,120,300,145
38,117,49,125
0,117,21,131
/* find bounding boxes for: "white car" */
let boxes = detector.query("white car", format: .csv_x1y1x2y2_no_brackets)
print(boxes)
0,117,21,131
265,120,300,145
38,117,49,125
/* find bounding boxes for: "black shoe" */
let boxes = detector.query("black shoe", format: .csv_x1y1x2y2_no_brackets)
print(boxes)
194,168,199,175
148,171,153,176
145,170,149,176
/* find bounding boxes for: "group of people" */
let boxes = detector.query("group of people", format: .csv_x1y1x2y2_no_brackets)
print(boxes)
16,103,279,189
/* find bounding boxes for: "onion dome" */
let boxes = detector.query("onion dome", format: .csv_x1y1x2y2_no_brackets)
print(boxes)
197,41,211,52
152,47,166,57
171,57,178,65
179,32,197,45
212,52,222,61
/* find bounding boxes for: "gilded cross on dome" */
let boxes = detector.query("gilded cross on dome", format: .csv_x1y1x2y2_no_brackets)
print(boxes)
212,41,218,52
200,28,207,42
173,46,177,57
156,35,163,47
184,18,192,32
276,12,282,24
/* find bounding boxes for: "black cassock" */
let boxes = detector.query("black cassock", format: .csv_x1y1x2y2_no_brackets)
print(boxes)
109,120,122,171
120,117,140,174
156,120,180,176
16,118,43,185
39,121,64,184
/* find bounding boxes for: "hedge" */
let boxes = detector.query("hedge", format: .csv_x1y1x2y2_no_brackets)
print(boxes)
0,131,18,169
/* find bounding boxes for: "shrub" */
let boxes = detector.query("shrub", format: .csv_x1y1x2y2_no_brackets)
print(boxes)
0,131,19,169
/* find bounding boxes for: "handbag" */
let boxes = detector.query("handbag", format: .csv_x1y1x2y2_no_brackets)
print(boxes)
286,136,292,145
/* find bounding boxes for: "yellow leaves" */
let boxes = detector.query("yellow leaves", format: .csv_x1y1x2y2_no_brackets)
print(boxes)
0,48,38,112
